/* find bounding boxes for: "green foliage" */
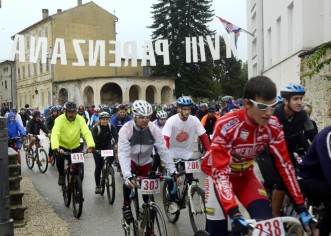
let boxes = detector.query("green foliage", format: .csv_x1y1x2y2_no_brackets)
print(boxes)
301,41,331,79
149,0,237,100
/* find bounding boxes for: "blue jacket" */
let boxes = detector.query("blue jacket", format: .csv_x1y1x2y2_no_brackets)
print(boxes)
298,126,331,188
7,112,26,138
110,113,132,133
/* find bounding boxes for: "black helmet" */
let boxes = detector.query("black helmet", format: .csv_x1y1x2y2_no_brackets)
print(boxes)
32,110,41,117
64,101,77,112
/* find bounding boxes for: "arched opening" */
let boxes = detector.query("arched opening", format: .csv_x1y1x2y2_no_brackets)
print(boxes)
100,83,122,105
146,85,156,104
129,85,141,102
58,88,68,105
161,86,172,104
83,86,94,106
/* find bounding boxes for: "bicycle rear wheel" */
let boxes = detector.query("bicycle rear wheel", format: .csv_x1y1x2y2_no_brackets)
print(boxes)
148,204,167,236
63,171,71,207
78,164,84,181
106,166,115,205
188,186,206,233
25,149,34,169
73,175,83,218
162,179,180,223
37,148,48,173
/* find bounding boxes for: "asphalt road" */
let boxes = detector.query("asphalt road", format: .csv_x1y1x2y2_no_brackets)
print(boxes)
20,137,212,236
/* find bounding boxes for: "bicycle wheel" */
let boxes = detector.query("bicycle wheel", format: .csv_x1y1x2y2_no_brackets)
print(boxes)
162,180,180,223
63,171,71,207
193,230,209,236
73,175,83,218
285,223,304,236
25,148,35,169
123,219,138,236
106,166,115,205
188,186,206,233
149,204,167,236
100,167,106,196
78,164,84,181
37,148,48,173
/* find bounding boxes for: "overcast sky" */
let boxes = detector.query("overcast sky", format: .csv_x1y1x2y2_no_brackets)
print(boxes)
0,0,247,62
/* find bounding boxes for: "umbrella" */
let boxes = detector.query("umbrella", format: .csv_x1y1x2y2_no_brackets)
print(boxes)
221,95,234,102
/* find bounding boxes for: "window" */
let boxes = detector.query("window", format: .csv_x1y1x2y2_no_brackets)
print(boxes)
40,60,43,74
252,63,257,76
26,34,30,50
252,38,257,59
28,64,31,77
276,16,281,62
5,80,7,89
48,90,51,105
287,2,294,54
22,66,25,79
34,63,37,76
45,27,48,37
41,91,44,106
268,28,272,67
17,68,21,80
39,29,42,37
46,59,49,72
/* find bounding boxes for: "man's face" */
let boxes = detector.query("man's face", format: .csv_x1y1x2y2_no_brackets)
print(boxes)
158,118,166,126
34,116,40,121
134,115,150,129
207,111,215,118
117,109,126,118
245,97,277,126
179,106,191,120
65,111,77,121
10,117,15,123
285,95,303,113
100,117,109,126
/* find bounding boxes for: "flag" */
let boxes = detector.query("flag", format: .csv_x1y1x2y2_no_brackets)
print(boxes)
216,16,242,47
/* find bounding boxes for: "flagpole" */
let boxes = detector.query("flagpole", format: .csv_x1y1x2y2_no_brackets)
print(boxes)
240,28,254,37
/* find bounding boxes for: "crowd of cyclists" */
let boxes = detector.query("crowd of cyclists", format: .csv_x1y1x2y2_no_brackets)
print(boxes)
2,74,331,235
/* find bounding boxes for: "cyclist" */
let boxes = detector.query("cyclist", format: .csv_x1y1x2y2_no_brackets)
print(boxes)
162,96,211,213
7,111,27,151
200,107,220,139
88,105,101,129
298,125,331,236
77,105,90,124
51,101,95,186
196,103,208,120
46,106,60,163
26,110,50,152
269,83,318,216
201,76,314,236
118,100,177,224
91,111,118,194
19,108,31,128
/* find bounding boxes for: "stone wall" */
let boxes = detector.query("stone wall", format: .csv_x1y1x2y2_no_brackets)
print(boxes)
301,48,331,130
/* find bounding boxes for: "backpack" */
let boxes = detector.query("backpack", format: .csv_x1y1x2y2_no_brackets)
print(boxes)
94,123,111,136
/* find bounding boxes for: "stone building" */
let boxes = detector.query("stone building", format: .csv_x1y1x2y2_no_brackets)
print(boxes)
0,60,15,109
13,1,175,111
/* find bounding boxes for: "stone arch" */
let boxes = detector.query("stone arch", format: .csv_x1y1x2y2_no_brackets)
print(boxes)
129,85,141,103
58,88,68,105
83,86,94,106
161,86,172,104
100,83,122,105
146,85,156,104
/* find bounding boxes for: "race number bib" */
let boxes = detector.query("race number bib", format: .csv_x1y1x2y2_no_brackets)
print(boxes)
251,217,285,236
80,138,83,143
71,153,85,163
140,179,160,194
185,160,201,173
101,150,114,157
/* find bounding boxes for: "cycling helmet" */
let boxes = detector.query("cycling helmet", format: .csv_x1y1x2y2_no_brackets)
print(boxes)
276,95,284,103
280,83,305,98
64,101,77,112
156,110,168,119
207,107,216,113
132,100,153,117
11,108,17,113
32,110,41,117
99,111,110,119
200,103,208,108
94,106,101,112
176,96,193,107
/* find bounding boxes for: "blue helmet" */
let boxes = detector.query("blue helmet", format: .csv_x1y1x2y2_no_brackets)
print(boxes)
280,83,305,98
276,95,284,103
176,96,193,107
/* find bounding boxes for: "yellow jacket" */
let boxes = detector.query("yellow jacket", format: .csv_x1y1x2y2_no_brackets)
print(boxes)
51,114,95,150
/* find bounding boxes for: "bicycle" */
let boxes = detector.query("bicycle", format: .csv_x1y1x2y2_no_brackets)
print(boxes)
95,149,116,205
25,135,49,173
122,172,175,236
8,136,24,165
162,157,206,233
60,151,85,219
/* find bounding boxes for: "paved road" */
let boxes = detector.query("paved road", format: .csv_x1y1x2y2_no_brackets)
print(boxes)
20,137,211,236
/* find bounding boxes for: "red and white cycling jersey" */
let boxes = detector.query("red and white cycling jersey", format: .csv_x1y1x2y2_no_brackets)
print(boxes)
201,109,304,215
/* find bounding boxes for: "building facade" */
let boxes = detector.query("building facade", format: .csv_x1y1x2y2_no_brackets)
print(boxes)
0,61,15,109
13,1,175,111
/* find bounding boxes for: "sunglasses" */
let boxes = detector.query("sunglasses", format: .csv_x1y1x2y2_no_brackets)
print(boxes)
136,116,151,120
249,99,278,111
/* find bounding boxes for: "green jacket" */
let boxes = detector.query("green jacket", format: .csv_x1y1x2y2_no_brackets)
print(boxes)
51,114,95,150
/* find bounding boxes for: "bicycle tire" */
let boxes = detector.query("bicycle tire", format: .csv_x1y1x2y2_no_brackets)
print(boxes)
25,148,35,169
123,220,138,236
193,230,209,236
162,179,180,223
148,204,168,236
79,164,84,181
73,175,83,218
63,171,71,207
37,148,48,173
131,189,140,222
106,166,115,205
100,167,106,196
188,186,206,233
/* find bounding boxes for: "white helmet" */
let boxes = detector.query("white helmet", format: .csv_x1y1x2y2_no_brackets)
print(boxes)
156,110,168,119
132,100,153,117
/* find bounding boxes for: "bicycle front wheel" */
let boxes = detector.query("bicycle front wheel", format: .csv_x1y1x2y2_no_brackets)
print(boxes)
106,166,115,205
37,148,48,173
147,204,167,236
188,186,206,233
25,148,34,169
73,175,83,218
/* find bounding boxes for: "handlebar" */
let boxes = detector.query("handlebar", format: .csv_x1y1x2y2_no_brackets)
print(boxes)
173,157,203,164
